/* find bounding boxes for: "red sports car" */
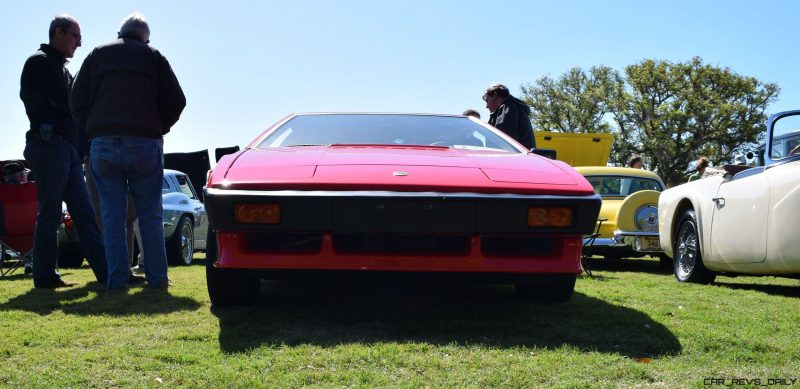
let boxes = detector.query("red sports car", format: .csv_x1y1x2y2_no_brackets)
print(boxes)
204,113,600,305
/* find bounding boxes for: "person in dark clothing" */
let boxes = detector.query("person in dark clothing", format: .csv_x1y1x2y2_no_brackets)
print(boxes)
20,14,108,288
71,12,186,290
483,83,536,149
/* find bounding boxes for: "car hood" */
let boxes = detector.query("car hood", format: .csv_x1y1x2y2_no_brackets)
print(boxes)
216,145,594,195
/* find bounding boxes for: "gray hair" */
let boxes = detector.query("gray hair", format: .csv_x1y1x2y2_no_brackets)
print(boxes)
119,12,150,42
49,14,78,40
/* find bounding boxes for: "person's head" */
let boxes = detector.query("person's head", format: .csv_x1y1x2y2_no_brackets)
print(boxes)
118,12,150,44
48,14,81,58
483,83,509,113
696,157,710,172
3,162,30,184
463,109,481,119
628,156,643,169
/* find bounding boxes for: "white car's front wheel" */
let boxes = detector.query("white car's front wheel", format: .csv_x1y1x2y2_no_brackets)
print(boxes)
674,209,716,284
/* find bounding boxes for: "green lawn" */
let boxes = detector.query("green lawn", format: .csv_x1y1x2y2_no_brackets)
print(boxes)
1,256,799,388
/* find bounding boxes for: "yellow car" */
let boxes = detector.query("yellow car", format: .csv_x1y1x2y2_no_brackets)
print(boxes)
535,132,668,265
576,167,666,264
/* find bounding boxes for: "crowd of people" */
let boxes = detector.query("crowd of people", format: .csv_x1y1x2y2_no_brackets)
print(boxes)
16,12,185,290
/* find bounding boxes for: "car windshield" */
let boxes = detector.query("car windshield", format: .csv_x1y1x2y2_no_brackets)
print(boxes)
771,113,800,159
585,175,663,197
255,114,520,152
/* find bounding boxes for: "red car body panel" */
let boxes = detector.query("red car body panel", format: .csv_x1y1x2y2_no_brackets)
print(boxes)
217,145,587,195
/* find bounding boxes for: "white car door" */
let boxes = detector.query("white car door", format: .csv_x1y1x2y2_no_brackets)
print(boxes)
764,161,800,264
709,169,769,263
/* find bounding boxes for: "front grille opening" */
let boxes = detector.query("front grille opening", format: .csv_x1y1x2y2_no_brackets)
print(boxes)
246,232,323,253
333,234,470,255
481,237,557,257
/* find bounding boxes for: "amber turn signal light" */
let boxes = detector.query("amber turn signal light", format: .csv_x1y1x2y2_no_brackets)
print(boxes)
528,206,572,227
234,203,280,224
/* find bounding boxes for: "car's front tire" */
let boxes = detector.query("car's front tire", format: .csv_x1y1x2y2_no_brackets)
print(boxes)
515,274,576,303
673,209,716,284
205,230,260,306
167,215,194,266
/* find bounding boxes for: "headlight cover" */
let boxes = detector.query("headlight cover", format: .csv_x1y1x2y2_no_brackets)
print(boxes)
634,205,659,232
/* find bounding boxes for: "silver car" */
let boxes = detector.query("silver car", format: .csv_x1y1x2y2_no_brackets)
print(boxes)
58,169,208,267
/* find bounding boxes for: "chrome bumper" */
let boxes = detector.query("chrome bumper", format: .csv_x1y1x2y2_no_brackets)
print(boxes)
583,230,662,253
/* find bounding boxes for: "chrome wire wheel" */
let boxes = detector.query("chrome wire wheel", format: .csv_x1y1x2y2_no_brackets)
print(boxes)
179,222,194,265
675,219,697,281
673,209,715,284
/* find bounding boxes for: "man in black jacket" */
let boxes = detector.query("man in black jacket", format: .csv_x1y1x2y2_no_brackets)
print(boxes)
20,14,108,288
71,12,186,290
483,83,536,150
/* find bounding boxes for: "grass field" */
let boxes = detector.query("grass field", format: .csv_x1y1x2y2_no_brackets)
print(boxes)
1,255,799,388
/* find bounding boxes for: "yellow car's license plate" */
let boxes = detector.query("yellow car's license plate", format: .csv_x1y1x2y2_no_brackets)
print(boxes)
639,236,661,251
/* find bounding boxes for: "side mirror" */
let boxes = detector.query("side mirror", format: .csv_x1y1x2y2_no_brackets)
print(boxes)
531,148,557,160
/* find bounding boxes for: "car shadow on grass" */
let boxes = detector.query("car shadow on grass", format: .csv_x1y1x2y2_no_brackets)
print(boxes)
583,257,672,276
212,279,681,359
0,283,201,316
713,280,800,298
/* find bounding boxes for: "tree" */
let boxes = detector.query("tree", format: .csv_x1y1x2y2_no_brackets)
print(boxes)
521,66,624,134
521,57,779,187
618,58,778,186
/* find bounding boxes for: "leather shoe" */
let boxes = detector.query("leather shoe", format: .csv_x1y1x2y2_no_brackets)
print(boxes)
146,280,172,290
34,277,78,289
128,274,147,285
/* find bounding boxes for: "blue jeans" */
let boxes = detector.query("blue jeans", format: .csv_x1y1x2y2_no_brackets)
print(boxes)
90,136,168,289
23,137,107,286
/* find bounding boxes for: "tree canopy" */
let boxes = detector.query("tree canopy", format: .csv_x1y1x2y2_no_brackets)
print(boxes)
520,57,779,187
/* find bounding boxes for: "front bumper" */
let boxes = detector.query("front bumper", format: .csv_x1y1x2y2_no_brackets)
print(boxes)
205,188,602,273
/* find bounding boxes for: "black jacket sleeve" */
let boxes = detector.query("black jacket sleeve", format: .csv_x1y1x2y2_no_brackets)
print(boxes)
155,53,186,134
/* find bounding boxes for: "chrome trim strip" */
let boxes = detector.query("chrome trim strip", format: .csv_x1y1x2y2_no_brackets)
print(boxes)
206,187,600,201
582,238,616,247
613,230,659,237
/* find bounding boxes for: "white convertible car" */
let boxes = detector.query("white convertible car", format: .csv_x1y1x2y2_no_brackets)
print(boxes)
658,110,800,283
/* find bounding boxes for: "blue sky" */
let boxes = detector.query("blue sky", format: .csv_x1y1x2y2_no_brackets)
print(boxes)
2,1,799,162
